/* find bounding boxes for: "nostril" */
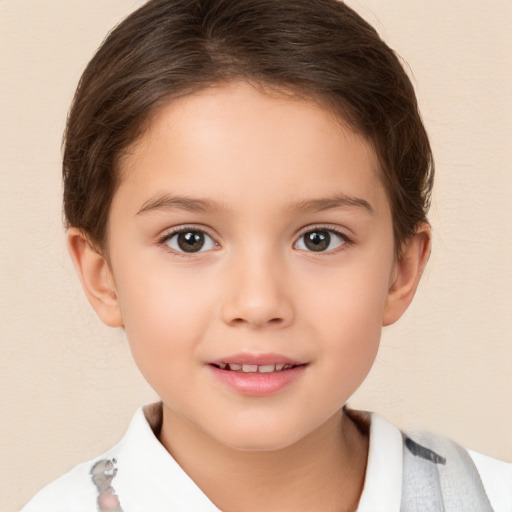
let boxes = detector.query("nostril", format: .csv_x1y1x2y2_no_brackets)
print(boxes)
230,316,284,327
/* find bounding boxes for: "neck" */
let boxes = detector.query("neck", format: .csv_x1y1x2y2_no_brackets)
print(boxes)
158,406,368,512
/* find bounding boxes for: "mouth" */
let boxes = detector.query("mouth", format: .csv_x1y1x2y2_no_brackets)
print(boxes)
207,356,307,395
210,362,302,373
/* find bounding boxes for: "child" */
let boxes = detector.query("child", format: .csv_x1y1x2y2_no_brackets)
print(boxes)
22,0,511,510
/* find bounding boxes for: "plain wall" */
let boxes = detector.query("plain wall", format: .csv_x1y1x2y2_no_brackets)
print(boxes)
1,1,511,510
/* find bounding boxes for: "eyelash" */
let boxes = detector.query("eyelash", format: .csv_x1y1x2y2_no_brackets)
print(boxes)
157,226,219,256
157,225,352,255
294,225,352,254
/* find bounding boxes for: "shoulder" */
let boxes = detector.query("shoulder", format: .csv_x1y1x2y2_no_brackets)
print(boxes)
23,455,127,512
468,449,511,511
350,408,511,512
20,407,146,512
21,458,101,512
402,428,512,512
22,403,219,512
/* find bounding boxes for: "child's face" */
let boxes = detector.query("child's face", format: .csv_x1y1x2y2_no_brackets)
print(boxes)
84,81,416,451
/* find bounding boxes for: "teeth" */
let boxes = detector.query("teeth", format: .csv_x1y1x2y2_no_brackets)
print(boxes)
217,363,298,373
258,364,276,373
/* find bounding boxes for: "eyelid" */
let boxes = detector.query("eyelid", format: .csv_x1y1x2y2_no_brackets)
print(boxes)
157,225,220,253
296,224,351,239
294,224,352,252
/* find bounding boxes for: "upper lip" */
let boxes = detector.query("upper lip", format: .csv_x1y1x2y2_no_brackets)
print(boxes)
208,353,306,366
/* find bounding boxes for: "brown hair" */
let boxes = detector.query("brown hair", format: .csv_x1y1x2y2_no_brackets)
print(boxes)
63,0,433,254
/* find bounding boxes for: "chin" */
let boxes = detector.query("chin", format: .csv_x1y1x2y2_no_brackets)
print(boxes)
206,419,313,453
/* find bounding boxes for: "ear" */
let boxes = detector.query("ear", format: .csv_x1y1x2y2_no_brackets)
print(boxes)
382,223,431,326
67,228,123,327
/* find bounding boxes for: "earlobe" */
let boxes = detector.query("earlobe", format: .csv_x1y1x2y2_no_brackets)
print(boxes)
382,224,431,326
67,228,123,328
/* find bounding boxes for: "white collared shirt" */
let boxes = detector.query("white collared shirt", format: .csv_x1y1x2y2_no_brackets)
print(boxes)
22,404,512,512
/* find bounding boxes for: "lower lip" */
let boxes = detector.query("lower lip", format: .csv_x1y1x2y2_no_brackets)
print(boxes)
207,365,307,396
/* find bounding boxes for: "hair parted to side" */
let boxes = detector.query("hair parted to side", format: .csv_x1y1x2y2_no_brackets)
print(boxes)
63,0,434,255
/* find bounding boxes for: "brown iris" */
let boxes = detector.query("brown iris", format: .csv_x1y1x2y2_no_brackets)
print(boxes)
177,231,205,252
303,230,331,251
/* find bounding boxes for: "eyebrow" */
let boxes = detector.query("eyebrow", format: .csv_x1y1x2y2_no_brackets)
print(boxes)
136,192,374,216
286,194,375,215
136,194,229,215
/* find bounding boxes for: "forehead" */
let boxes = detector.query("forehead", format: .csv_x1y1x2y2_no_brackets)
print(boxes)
116,81,388,218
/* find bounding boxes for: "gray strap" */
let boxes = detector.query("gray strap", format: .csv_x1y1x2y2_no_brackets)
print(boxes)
401,431,493,512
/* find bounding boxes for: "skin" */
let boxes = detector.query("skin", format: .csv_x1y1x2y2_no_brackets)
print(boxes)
68,81,430,511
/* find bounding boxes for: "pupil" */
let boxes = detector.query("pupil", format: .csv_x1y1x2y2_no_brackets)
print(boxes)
178,231,205,252
305,231,330,251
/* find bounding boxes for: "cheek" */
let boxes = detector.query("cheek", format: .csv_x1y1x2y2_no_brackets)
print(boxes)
298,256,393,371
113,260,217,361
300,257,392,329
116,270,219,398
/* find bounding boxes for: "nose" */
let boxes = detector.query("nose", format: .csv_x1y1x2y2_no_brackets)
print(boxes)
221,251,294,329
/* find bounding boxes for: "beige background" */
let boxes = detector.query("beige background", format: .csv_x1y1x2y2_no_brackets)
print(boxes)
1,1,511,510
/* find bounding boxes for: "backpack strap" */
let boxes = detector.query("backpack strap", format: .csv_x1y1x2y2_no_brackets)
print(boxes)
400,430,494,511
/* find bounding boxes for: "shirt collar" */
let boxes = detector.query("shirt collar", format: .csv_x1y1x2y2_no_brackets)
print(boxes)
112,403,403,511
111,403,220,511
356,411,403,512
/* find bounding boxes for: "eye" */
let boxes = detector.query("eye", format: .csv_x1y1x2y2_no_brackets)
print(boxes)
295,229,347,252
163,229,217,253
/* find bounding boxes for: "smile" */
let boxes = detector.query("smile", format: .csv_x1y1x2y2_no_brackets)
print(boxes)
212,363,299,373
208,356,307,396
